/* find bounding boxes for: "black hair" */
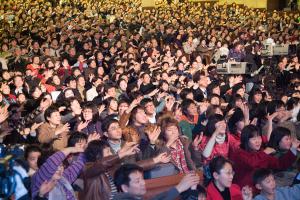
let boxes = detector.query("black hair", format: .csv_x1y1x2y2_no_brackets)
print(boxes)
209,156,233,179
67,131,88,147
44,105,59,123
24,145,42,160
228,108,244,135
101,118,119,133
84,140,110,162
240,125,261,151
180,88,193,100
140,98,153,108
266,100,285,115
204,114,224,137
253,168,273,185
268,127,291,150
181,99,196,117
114,163,143,192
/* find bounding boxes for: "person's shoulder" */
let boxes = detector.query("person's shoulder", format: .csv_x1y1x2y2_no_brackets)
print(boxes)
253,194,267,200
113,192,139,200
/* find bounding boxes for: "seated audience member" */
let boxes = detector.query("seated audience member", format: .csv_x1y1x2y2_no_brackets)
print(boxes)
230,125,298,189
253,168,300,200
38,105,70,150
82,139,139,200
31,147,86,200
206,156,252,200
24,145,42,177
113,163,200,200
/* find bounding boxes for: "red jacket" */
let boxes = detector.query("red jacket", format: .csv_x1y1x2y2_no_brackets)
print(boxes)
207,181,243,200
230,148,296,188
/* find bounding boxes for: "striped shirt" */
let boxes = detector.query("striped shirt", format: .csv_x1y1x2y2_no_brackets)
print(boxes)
31,151,86,200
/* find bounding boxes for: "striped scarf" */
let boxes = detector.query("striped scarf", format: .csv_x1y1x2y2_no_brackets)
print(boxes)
170,139,189,173
105,172,117,200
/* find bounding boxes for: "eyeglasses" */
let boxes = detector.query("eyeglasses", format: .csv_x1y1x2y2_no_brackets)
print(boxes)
222,170,235,176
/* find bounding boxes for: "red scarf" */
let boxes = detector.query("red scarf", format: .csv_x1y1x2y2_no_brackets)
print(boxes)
170,139,189,173
180,114,199,125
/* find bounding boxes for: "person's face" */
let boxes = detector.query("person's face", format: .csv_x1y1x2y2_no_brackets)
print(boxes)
107,87,116,98
2,72,11,80
164,125,179,142
107,122,122,140
214,162,234,189
162,83,169,92
123,171,146,196
256,175,276,195
145,102,155,115
279,135,292,150
69,80,77,89
143,74,151,84
48,111,61,125
17,94,26,104
119,80,127,91
71,99,81,112
83,108,93,121
53,75,61,85
187,103,198,116
33,57,40,64
27,151,41,171
103,147,113,157
236,120,245,132
186,92,194,100
118,102,129,115
65,90,74,98
248,135,262,151
77,77,85,87
199,76,210,88
109,100,118,111
236,88,245,97
212,86,220,96
210,97,220,106
253,93,262,103
135,109,148,125
32,88,42,98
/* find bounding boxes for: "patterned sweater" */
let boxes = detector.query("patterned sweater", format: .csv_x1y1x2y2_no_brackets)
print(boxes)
31,151,86,200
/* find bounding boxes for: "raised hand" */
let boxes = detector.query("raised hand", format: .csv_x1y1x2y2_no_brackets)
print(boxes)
31,122,43,131
118,142,140,158
263,147,276,155
55,123,70,136
87,132,101,143
192,132,203,150
145,126,161,145
153,152,171,164
175,173,200,193
77,121,90,132
39,180,57,197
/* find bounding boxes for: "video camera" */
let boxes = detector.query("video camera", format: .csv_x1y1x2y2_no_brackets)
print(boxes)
0,144,25,199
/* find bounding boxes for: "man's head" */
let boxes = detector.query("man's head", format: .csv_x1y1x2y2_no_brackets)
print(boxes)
253,168,276,195
140,98,156,116
102,118,122,141
114,164,146,197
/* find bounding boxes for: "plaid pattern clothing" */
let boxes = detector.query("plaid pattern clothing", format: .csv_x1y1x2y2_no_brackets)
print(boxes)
170,139,190,173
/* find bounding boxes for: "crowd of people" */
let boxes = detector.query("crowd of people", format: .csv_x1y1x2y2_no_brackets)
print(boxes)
1,0,300,199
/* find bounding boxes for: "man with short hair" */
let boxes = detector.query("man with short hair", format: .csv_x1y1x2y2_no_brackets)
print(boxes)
113,163,200,200
253,168,300,200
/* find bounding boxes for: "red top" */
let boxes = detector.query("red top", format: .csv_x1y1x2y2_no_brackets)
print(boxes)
206,181,243,200
230,148,297,189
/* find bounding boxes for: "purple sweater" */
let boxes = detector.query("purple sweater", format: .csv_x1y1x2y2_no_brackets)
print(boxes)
31,151,86,200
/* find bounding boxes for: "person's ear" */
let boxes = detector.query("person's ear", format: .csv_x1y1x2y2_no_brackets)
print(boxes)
121,184,129,193
212,172,219,180
255,183,262,190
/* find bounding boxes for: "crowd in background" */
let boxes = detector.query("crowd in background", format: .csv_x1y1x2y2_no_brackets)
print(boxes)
1,0,300,199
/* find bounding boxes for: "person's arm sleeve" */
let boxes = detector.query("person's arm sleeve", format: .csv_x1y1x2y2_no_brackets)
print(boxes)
155,99,166,114
63,153,86,183
150,187,180,200
289,184,300,199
